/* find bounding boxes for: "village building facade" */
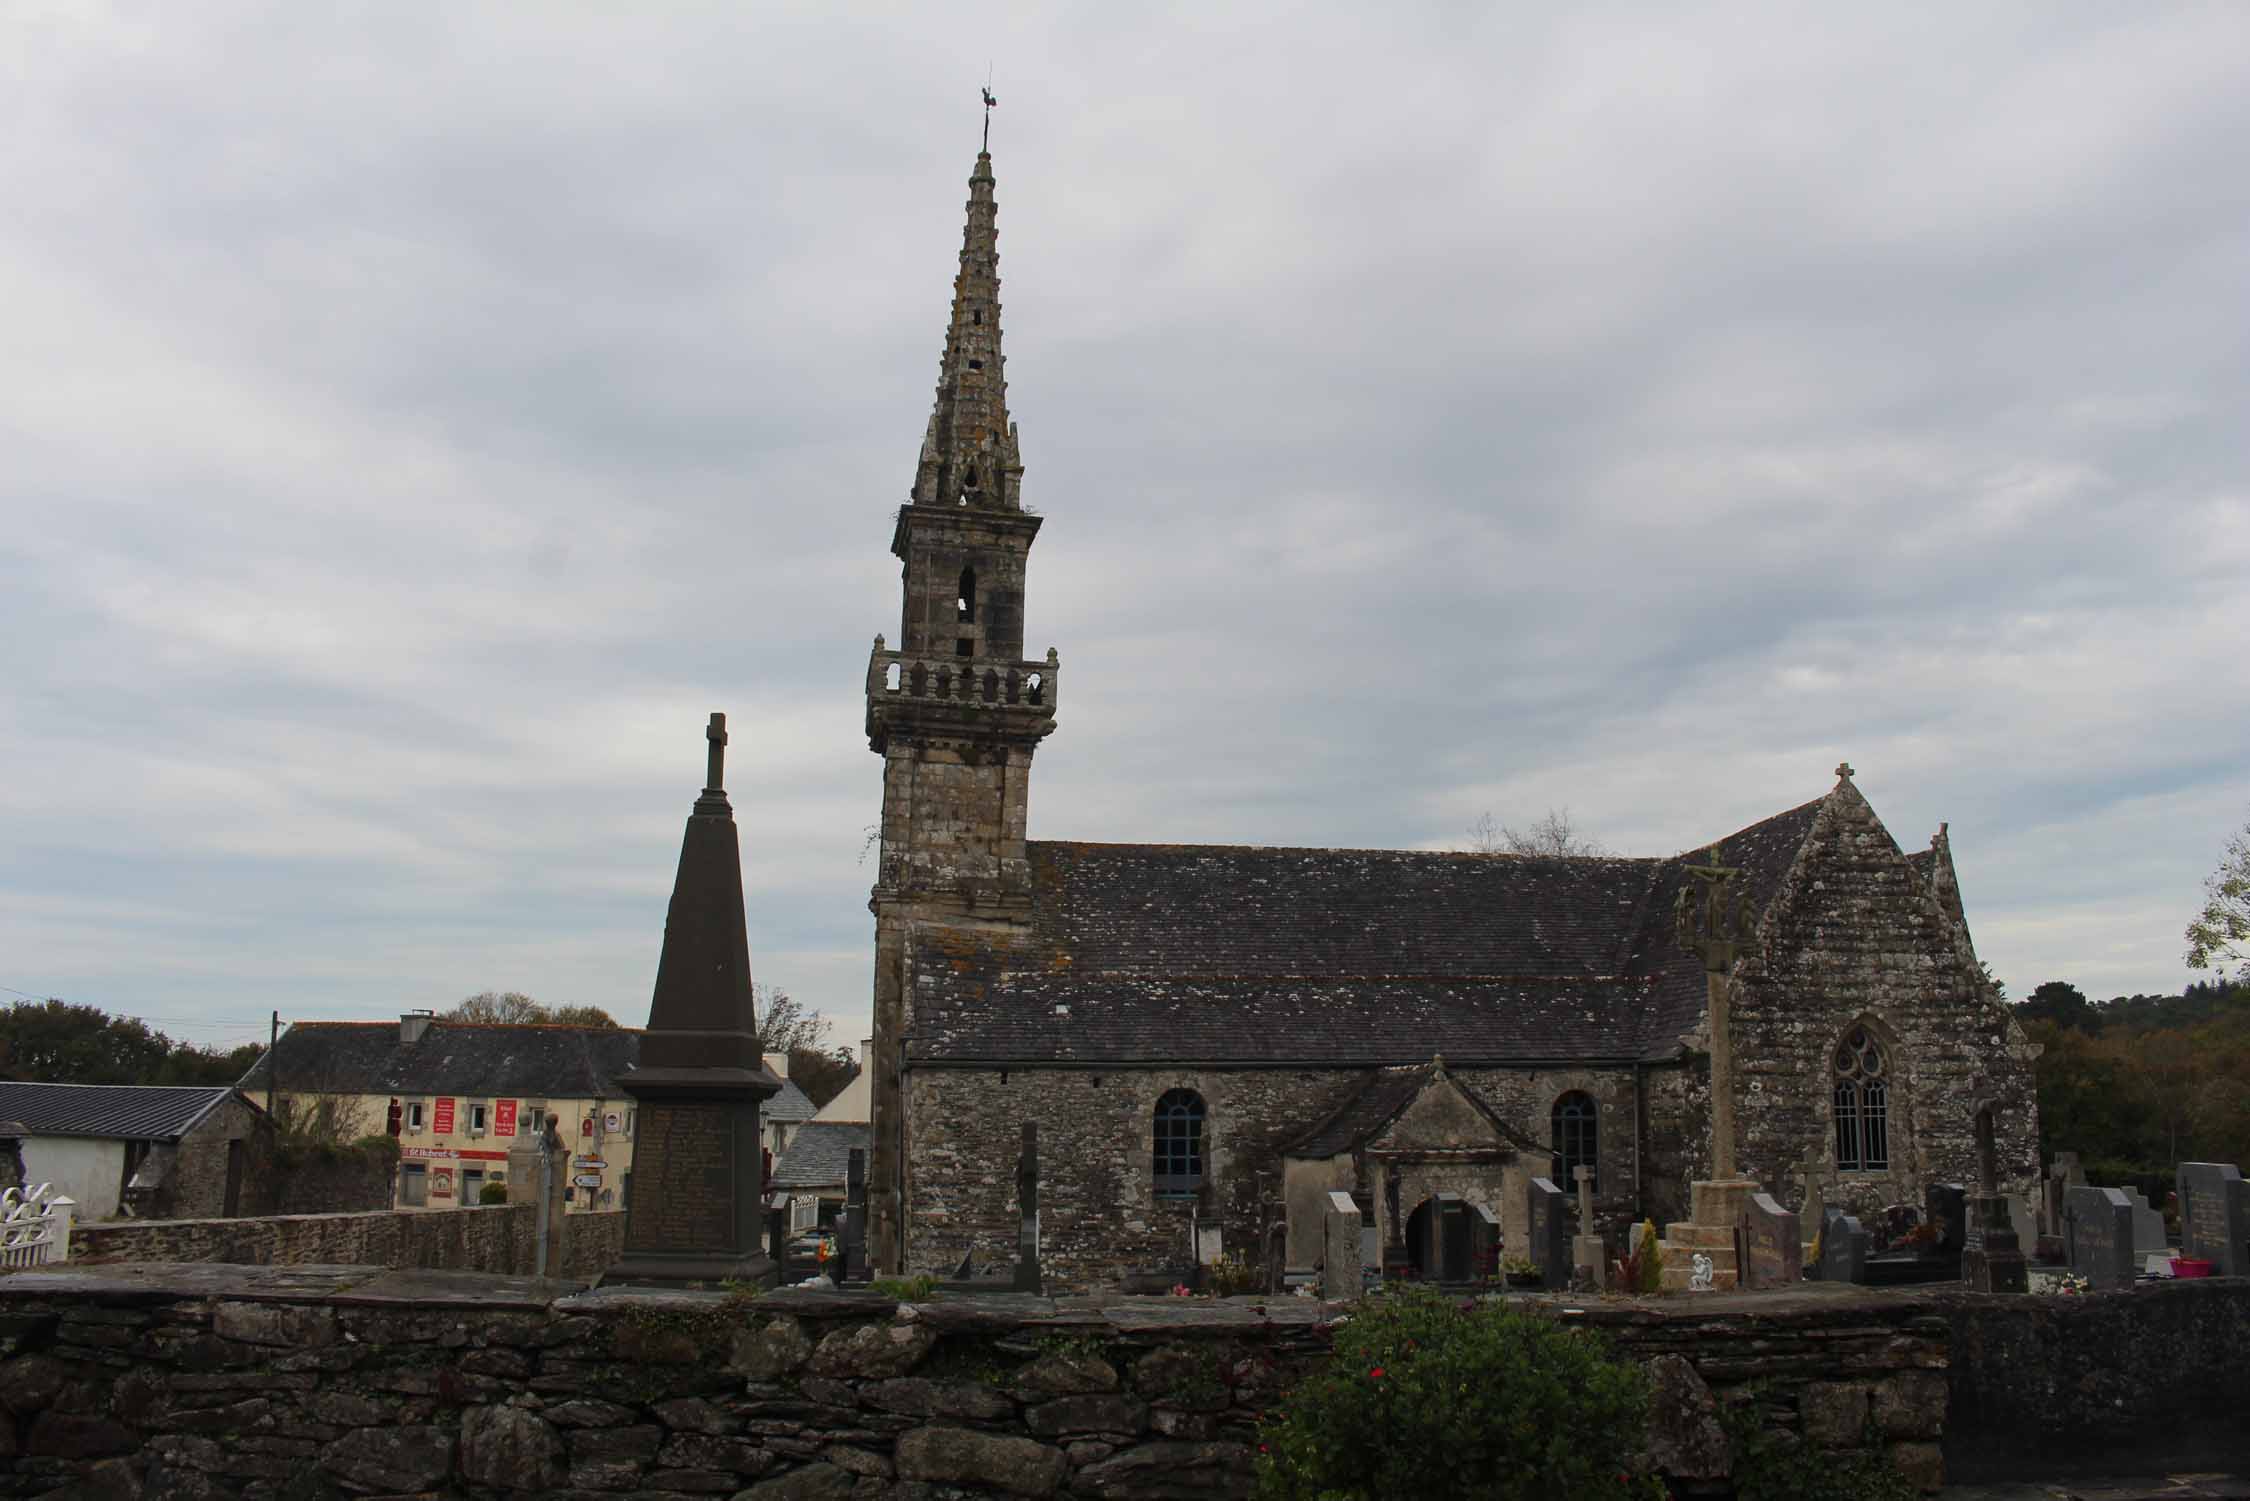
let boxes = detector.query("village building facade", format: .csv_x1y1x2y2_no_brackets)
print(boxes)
860,145,2044,1291
243,1014,644,1214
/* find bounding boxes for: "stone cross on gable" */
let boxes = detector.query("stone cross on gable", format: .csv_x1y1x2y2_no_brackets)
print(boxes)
1573,1165,1596,1237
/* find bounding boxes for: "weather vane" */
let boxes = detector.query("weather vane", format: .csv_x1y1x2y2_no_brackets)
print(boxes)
982,70,997,152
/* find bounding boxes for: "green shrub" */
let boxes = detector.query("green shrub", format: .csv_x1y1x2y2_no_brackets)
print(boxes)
871,1274,939,1300
1254,1287,1662,1501
478,1181,509,1206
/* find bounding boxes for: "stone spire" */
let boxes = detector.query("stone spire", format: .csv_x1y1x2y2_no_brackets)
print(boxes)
637,712,762,1076
909,149,1024,512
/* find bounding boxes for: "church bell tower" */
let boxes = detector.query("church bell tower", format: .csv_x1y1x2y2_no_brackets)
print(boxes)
863,142,1059,1270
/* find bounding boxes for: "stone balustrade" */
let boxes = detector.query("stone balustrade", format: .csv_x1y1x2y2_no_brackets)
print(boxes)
866,641,1059,720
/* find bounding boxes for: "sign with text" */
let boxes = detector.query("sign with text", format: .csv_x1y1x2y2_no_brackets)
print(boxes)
433,1097,456,1135
494,1099,518,1137
431,1168,455,1199
623,1103,737,1255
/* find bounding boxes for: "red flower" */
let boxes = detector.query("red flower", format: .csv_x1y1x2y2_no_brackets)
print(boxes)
1368,1366,1385,1380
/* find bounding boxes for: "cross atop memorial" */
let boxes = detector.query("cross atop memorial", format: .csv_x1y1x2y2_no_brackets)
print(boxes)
706,712,727,792
1673,845,1753,1181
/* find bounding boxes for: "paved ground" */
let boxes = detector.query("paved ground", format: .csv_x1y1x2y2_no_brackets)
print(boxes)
1940,1478,2250,1500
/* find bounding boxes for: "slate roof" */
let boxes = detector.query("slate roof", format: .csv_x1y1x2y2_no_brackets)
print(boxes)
238,1022,644,1099
0,1082,241,1141
770,1122,870,1190
907,796,1829,1068
765,1078,817,1123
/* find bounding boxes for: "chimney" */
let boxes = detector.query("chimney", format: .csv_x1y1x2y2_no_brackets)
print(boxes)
401,1010,436,1045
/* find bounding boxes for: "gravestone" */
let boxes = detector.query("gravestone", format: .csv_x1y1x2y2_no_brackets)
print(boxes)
2040,1151,2085,1256
1469,1200,1501,1282
1812,1208,1868,1283
607,714,781,1289
1381,1164,1410,1284
1924,1182,1967,1260
1322,1191,1362,1301
2177,1162,2249,1277
1734,1191,1801,1290
2063,1185,2137,1290
1527,1176,1568,1289
1013,1122,1042,1293
1570,1166,1606,1290
841,1148,869,1283
1962,1195,2028,1294
2120,1188,2166,1257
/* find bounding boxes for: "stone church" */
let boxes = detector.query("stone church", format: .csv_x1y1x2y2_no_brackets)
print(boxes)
859,146,2042,1289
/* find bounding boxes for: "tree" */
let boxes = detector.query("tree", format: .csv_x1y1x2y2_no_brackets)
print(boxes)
1465,807,1608,857
443,993,616,1028
446,991,547,1024
2018,980,2096,1032
0,999,174,1084
789,1045,860,1111
756,984,830,1055
2186,815,2250,981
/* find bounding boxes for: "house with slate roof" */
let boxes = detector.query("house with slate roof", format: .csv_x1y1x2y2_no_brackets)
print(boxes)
856,146,2042,1289
0,1081,269,1221
241,1014,644,1214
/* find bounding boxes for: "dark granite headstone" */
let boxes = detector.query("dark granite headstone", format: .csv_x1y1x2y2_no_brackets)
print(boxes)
606,714,782,1289
2177,1162,2248,1277
1734,1191,1801,1290
2063,1185,2136,1290
1924,1182,1967,1260
1528,1176,1568,1289
1962,1193,2028,1293
1812,1207,1868,1283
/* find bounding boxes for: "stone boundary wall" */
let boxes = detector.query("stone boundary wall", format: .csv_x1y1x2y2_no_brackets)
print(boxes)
0,1268,2241,1497
70,1208,625,1282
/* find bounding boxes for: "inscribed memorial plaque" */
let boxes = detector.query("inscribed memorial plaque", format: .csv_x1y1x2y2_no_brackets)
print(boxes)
2063,1185,2135,1289
1736,1191,1801,1290
2177,1161,2248,1276
1814,1208,1868,1283
624,1103,735,1254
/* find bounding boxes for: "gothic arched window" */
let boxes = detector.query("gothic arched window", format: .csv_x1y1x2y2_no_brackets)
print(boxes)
1833,1026,1890,1171
1552,1092,1597,1193
1153,1089,1205,1197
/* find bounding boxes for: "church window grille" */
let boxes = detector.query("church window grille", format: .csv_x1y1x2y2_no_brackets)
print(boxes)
1552,1092,1597,1193
1832,1027,1890,1171
958,569,976,623
1153,1090,1205,1197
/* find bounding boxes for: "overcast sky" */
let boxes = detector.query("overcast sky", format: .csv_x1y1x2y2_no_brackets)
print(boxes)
5,3,2247,1058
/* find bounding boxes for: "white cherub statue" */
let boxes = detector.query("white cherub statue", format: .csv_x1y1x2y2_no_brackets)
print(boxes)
1689,1252,1715,1292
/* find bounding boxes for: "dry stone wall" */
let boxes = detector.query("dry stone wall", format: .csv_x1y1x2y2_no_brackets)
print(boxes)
1,1265,2246,1496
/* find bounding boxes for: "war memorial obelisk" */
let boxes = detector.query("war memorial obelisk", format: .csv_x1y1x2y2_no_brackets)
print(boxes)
606,713,782,1288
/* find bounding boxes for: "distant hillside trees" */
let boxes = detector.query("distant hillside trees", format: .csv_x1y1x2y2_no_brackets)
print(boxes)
0,999,264,1086
444,991,618,1027
2017,978,2250,1190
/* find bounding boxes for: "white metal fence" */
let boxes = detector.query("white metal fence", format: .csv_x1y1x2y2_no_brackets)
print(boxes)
0,1183,77,1269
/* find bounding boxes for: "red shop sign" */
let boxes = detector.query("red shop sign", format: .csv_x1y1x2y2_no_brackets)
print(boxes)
494,1099,518,1137
432,1097,456,1135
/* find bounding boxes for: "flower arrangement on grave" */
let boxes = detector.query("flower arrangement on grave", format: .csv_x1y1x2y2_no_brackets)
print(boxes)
1901,1221,1940,1249
1611,1219,1664,1296
2053,1271,2091,1296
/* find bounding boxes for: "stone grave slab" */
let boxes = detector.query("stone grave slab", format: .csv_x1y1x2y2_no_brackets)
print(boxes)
2120,1187,2166,1257
1321,1191,1361,1302
2064,1185,2137,1290
1962,1193,2029,1294
1734,1191,1801,1290
1812,1207,1868,1284
2176,1162,2248,1277
1527,1176,1568,1289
